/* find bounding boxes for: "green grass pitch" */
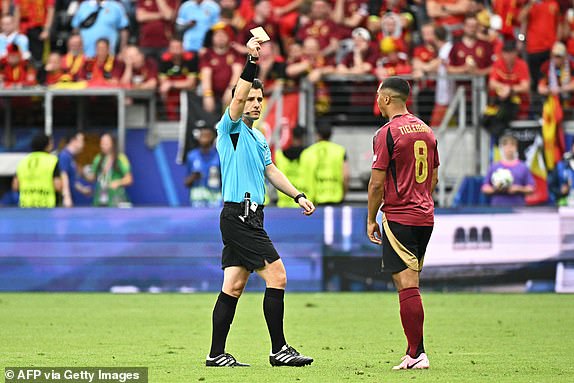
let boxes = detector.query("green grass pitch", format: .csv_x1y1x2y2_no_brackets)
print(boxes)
2,293,573,383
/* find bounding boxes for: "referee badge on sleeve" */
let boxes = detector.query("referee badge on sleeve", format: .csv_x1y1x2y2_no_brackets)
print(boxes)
373,154,378,163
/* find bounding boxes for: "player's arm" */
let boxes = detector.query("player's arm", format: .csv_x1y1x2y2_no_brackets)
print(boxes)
367,168,386,245
431,168,439,194
60,171,73,207
229,37,262,121
265,163,315,215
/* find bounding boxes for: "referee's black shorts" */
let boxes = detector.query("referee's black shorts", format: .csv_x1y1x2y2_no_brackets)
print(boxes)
220,202,280,271
381,216,433,274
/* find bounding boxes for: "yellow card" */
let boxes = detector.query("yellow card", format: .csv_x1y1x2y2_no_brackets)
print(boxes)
250,27,271,42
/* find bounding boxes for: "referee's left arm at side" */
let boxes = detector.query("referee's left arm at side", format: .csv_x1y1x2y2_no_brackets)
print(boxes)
265,163,315,215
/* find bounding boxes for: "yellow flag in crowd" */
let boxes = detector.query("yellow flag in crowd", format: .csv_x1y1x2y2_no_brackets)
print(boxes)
541,94,565,171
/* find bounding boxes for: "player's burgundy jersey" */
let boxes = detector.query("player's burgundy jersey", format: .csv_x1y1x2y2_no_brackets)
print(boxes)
372,113,439,226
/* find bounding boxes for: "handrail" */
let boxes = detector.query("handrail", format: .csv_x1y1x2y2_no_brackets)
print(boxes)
176,90,189,165
0,88,155,153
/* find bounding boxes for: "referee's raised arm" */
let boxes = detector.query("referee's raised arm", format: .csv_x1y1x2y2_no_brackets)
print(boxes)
229,37,262,121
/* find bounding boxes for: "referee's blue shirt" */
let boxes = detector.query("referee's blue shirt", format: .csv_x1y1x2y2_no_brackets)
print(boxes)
216,108,272,205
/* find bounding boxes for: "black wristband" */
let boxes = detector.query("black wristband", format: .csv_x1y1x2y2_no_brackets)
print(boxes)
240,59,257,82
294,193,306,204
247,54,259,63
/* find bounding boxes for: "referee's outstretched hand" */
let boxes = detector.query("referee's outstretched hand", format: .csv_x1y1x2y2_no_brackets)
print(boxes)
246,37,262,57
298,197,315,216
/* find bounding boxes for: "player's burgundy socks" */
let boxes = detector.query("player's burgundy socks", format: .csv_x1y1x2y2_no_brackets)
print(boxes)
398,287,425,358
209,291,239,358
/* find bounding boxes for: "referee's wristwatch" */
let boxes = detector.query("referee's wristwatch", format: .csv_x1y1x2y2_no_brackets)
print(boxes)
294,193,307,204
247,54,259,64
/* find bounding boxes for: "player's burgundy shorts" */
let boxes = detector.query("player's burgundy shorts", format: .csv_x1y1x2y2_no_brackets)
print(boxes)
381,217,433,274
220,202,280,272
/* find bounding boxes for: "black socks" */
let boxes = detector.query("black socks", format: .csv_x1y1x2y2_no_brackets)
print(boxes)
264,287,287,354
209,291,239,358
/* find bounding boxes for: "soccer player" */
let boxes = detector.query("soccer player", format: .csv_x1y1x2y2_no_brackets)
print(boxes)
367,78,439,370
206,36,315,368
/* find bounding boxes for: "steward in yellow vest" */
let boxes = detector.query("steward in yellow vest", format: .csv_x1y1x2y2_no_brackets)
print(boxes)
301,123,349,205
15,133,61,208
274,127,307,208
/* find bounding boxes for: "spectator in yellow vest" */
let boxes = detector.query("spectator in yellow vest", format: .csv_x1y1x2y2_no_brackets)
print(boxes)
301,122,349,205
13,133,62,208
275,126,307,208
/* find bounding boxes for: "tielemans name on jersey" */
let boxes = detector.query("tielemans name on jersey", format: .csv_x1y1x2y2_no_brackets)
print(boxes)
398,124,431,135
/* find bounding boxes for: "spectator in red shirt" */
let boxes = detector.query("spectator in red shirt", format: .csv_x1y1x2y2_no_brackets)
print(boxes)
236,0,281,55
0,43,36,87
256,41,286,93
271,0,304,38
492,0,525,39
120,45,158,90
488,39,531,118
136,0,177,64
159,39,199,121
476,9,504,60
38,52,73,85
426,0,473,38
413,23,438,79
332,0,369,38
61,33,85,81
413,22,439,123
78,38,124,86
219,0,247,32
378,11,408,53
375,37,412,81
13,0,55,67
199,22,242,115
518,0,561,91
448,15,493,76
296,0,340,58
336,27,377,75
286,36,335,85
538,42,574,102
566,10,574,57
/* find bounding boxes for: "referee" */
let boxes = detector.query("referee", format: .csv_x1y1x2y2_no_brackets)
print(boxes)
206,36,315,368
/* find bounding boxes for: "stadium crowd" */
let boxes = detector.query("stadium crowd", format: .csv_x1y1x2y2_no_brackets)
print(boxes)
0,0,573,121
2,0,574,207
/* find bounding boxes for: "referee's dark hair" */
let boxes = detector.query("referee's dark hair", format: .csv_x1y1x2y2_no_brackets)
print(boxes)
231,78,264,98
379,77,411,102
30,133,51,152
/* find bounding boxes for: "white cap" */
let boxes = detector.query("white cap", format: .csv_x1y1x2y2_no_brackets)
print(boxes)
352,27,371,41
